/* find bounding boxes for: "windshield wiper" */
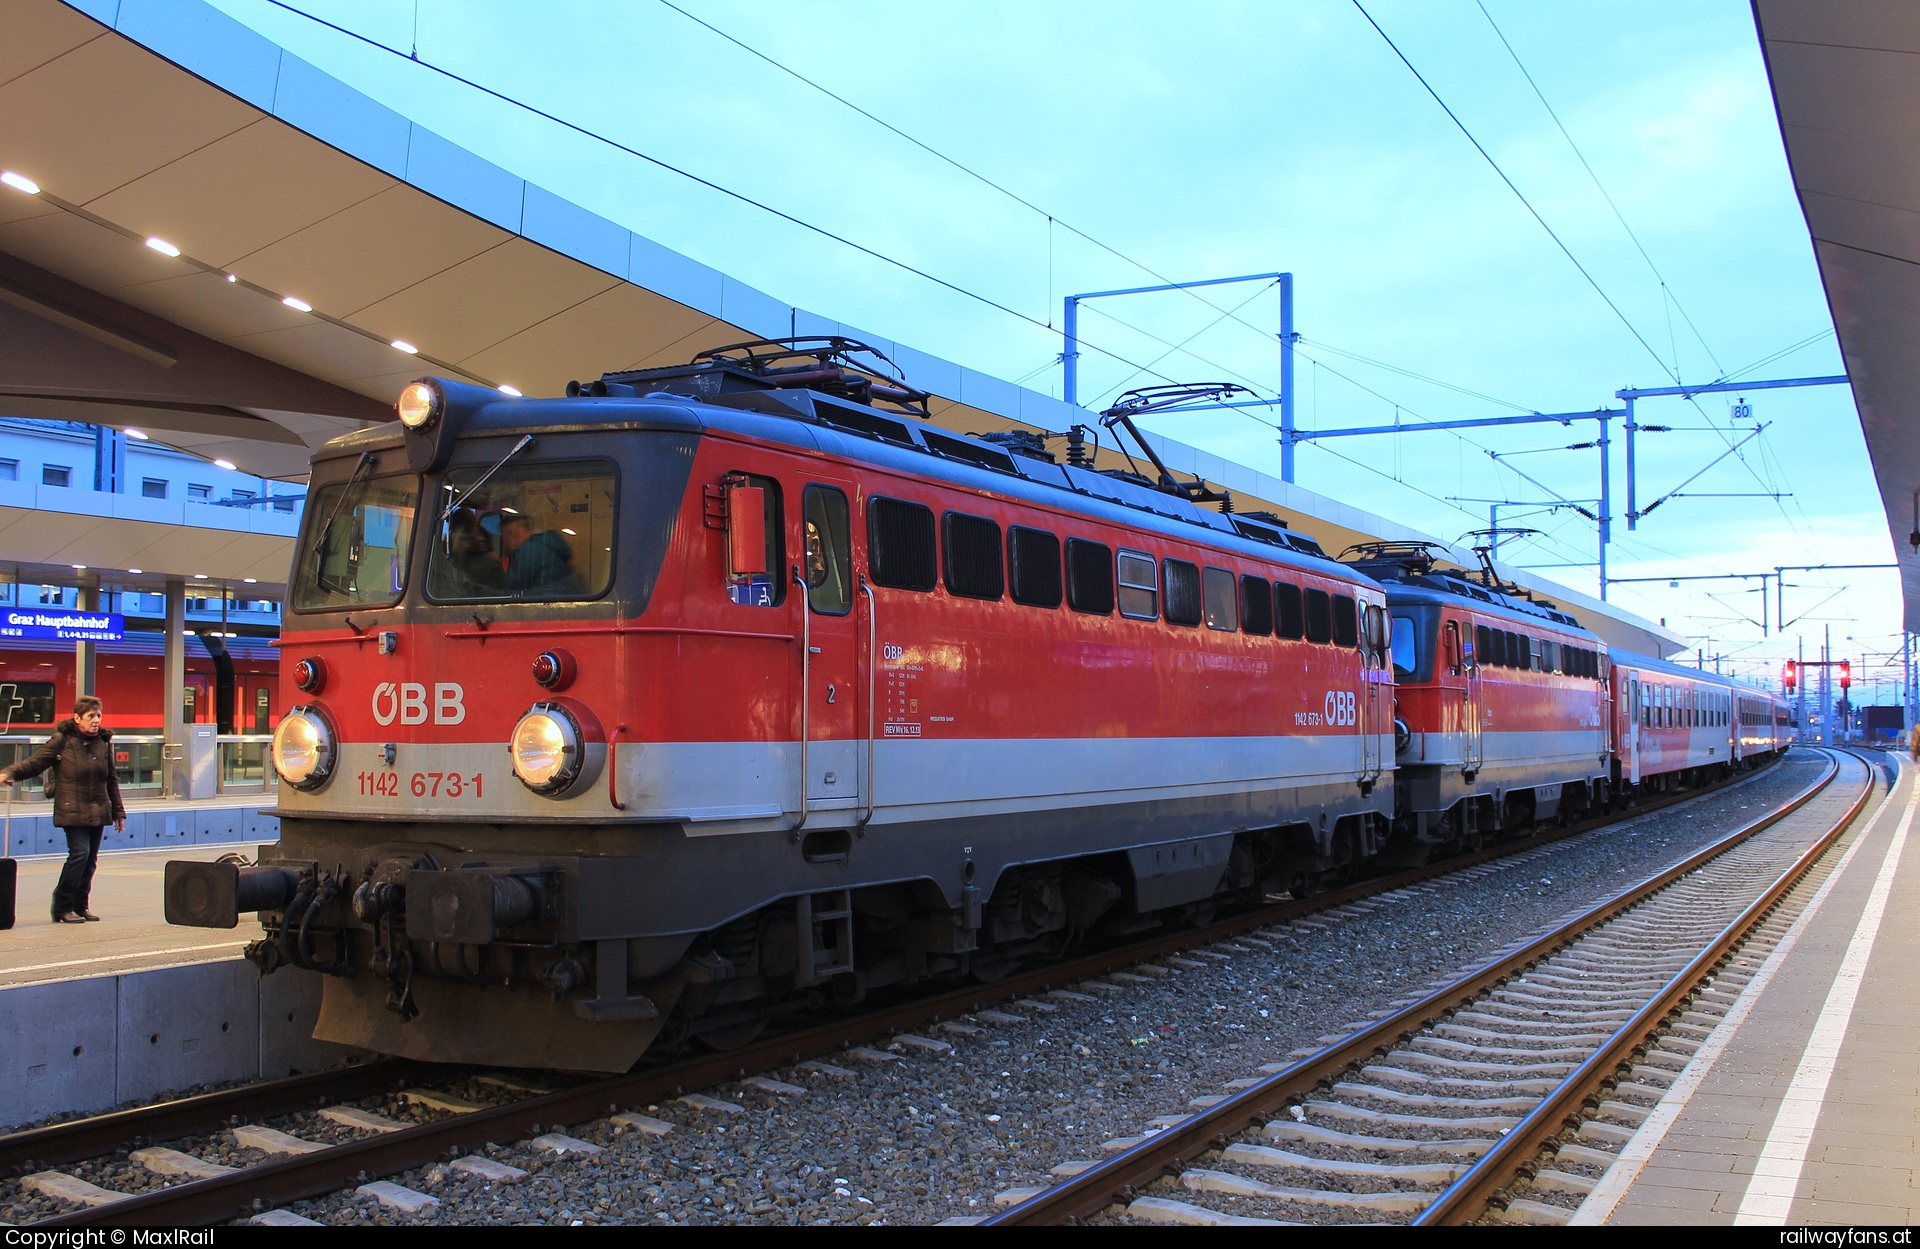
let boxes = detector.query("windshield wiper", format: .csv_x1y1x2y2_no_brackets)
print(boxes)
309,451,374,587
442,434,535,521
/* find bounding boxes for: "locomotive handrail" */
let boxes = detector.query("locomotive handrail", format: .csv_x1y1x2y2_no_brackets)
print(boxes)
859,576,876,830
792,563,810,834
443,624,797,642
607,723,627,812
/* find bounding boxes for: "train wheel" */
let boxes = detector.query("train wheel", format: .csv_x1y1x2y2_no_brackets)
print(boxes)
694,1013,769,1052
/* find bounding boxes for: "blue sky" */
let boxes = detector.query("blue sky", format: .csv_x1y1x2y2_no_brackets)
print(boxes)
207,0,1894,695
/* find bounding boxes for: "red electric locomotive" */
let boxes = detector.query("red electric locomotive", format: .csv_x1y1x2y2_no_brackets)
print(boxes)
1342,544,1610,860
164,340,1398,1070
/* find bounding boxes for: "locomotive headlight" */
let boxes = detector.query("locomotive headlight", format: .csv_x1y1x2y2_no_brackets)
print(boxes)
272,705,337,791
396,380,443,430
510,703,583,794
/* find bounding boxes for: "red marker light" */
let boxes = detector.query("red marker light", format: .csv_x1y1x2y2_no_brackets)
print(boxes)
293,657,327,693
532,648,577,691
1840,661,1851,690
1783,660,1797,692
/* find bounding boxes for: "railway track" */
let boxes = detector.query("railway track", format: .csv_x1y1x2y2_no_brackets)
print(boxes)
0,751,1811,1226
981,748,1878,1227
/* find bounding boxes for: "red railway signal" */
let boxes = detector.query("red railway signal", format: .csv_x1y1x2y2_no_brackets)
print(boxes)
1839,661,1851,690
1783,660,1797,692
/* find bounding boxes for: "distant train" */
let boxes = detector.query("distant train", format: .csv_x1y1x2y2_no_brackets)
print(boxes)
159,339,1793,1071
0,635,279,735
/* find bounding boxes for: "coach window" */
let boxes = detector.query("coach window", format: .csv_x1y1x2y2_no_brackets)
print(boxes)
1008,526,1063,607
868,496,938,591
1202,567,1238,631
1066,538,1114,615
943,511,1004,600
1239,575,1273,635
804,486,852,615
1303,587,1333,644
1118,550,1159,620
1163,559,1201,626
1275,582,1305,639
724,473,784,607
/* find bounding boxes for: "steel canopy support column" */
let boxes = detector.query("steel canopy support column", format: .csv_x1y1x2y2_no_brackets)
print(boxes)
163,578,186,798
75,572,99,698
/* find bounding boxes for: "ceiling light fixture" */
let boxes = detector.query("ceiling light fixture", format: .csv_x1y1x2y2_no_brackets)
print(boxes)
225,273,237,283
213,458,237,471
125,429,149,441
498,384,523,397
243,577,257,584
282,296,313,313
145,237,181,257
128,568,143,574
71,564,86,570
390,340,419,354
1,171,40,194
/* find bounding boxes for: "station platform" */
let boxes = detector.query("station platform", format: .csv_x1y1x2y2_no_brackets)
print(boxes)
1577,749,1920,1226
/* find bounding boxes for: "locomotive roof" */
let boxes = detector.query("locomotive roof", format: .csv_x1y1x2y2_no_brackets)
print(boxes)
324,378,1376,586
1371,580,1598,640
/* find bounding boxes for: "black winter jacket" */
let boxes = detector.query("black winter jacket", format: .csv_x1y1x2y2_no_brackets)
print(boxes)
9,719,126,828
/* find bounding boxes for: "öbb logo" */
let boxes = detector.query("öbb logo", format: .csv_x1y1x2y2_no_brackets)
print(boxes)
1323,690,1357,726
372,682,466,726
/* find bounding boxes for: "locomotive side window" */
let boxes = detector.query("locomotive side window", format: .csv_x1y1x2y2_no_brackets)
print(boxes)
295,473,419,611
1302,588,1332,644
725,473,784,607
1202,567,1237,631
426,459,613,602
1162,559,1201,627
1065,538,1114,615
1331,595,1358,648
1487,628,1506,668
804,486,852,615
1516,634,1532,670
1117,550,1159,620
1476,624,1492,668
1275,582,1305,639
867,497,937,591
1239,575,1273,635
1008,526,1063,608
942,511,1004,600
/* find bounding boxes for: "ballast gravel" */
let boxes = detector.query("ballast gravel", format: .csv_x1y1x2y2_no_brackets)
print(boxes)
0,753,1831,1227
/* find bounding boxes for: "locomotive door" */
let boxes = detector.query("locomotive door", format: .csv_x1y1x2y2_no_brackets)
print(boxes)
1459,620,1483,776
1359,604,1385,786
796,482,862,815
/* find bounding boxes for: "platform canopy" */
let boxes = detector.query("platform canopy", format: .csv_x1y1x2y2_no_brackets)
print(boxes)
0,0,1684,653
1758,2,1920,631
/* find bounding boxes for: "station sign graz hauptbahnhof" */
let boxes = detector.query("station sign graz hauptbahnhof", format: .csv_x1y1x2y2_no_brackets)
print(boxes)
0,609,124,642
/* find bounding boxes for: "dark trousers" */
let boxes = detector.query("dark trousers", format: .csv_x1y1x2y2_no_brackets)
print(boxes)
52,826,101,918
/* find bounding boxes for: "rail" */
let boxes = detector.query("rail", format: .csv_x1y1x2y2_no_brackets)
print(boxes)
984,748,1867,1225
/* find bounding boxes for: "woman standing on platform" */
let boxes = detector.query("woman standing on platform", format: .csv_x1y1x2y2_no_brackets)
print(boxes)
0,696,125,923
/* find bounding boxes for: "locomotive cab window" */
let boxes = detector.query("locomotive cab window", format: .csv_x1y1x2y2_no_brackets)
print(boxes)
1331,594,1358,648
427,459,614,603
868,497,937,591
1162,559,1201,627
295,472,420,611
804,485,853,614
1275,581,1305,639
942,511,1004,600
725,473,784,607
1389,606,1438,682
1117,550,1159,620
1302,587,1332,644
1066,538,1114,615
1008,526,1063,608
1202,567,1237,631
